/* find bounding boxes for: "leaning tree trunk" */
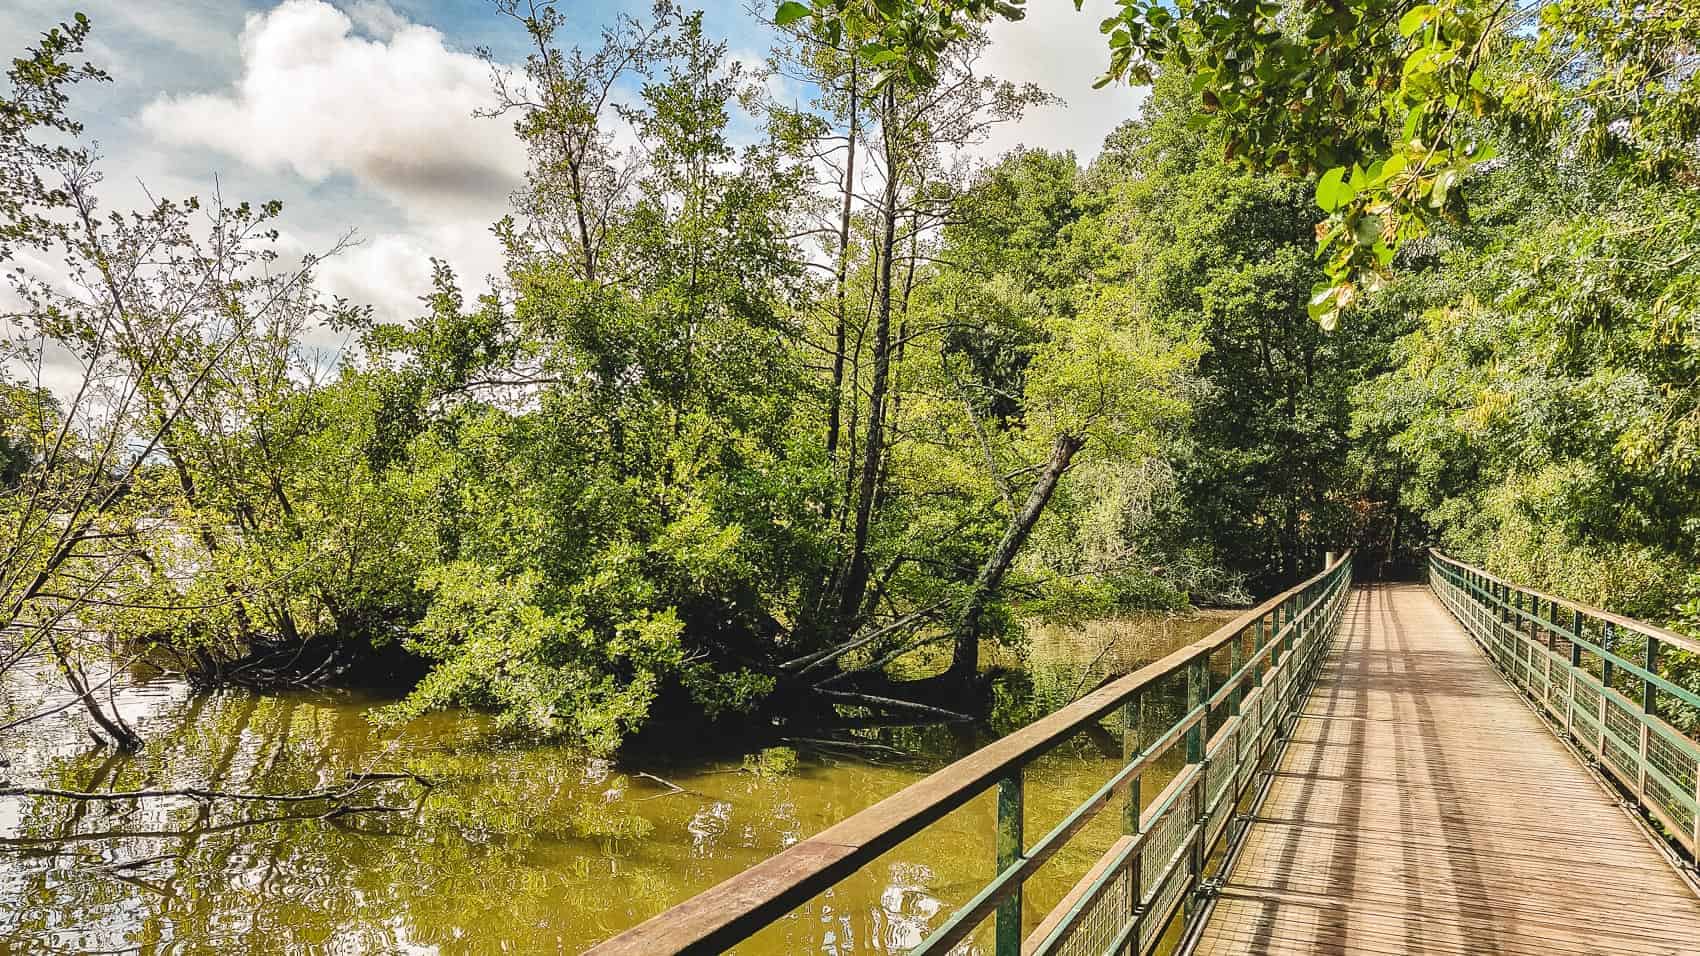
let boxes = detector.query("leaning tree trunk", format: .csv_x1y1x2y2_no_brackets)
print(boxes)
948,432,1086,682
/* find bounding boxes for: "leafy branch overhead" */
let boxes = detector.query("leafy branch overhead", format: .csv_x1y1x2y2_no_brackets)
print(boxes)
779,0,1700,328
773,0,1027,88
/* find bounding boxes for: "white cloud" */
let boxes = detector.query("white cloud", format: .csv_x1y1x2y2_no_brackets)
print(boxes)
346,0,409,40
139,0,524,225
306,220,505,327
977,0,1149,163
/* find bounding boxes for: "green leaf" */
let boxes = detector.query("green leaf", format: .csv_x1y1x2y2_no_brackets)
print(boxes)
1315,166,1350,212
1309,283,1337,310
1431,168,1459,207
1402,101,1427,142
1307,282,1342,329
1398,4,1435,38
774,1,810,27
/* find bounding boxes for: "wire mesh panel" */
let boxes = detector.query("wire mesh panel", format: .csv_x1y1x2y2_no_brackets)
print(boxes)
1138,789,1188,906
596,557,1358,956
1205,732,1237,848
1546,662,1568,711
1429,552,1700,860
1236,696,1264,796
1046,858,1134,956
1021,561,1355,956
1573,678,1602,732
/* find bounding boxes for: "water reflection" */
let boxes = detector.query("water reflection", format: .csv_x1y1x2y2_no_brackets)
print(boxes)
0,611,1233,954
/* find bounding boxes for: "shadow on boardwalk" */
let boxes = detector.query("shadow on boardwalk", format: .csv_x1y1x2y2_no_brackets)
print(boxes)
1194,583,1700,956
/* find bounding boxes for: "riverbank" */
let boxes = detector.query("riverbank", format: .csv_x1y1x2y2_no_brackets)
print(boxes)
0,610,1236,953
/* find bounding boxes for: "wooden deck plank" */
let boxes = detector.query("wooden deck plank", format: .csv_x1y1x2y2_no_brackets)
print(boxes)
1194,583,1700,956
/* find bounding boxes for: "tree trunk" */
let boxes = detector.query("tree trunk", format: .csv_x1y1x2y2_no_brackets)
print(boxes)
44,631,142,751
948,432,1086,681
824,62,857,467
837,85,900,624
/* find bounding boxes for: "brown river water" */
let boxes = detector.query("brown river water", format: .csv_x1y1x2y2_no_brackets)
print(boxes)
0,613,1234,954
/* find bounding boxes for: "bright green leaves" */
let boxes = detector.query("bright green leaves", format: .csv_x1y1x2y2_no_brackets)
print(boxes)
774,1,810,27
1398,4,1438,38
772,0,1027,89
1315,166,1355,213
1431,167,1460,207
1308,283,1345,331
1509,0,1700,183
1078,0,1515,327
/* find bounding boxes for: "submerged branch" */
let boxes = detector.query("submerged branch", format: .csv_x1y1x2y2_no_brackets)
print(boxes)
816,689,972,723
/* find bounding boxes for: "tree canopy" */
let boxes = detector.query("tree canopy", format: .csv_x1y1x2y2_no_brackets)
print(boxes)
3,0,1698,752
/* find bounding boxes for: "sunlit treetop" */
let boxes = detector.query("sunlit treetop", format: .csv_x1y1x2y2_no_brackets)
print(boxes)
774,0,1700,328
774,0,1027,88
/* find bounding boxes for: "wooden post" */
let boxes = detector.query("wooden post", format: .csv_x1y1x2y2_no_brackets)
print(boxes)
996,770,1023,956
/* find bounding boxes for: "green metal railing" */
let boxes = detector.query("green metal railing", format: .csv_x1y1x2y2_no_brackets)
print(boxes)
1430,551,1700,859
591,553,1354,955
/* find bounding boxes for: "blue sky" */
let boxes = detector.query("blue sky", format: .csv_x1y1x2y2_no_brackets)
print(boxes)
3,0,1146,330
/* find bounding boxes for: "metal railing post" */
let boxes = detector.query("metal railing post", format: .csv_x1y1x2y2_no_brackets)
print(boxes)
1570,607,1583,668
1602,622,1617,692
1123,693,1142,835
1229,626,1244,718
1643,639,1659,716
996,770,1024,956
1184,657,1207,919
1255,614,1266,685
1282,597,1295,660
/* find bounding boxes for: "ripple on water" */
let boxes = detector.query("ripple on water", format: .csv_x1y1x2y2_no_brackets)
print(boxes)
0,610,1234,953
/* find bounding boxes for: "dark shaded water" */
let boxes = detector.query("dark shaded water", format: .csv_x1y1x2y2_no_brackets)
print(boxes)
0,613,1232,954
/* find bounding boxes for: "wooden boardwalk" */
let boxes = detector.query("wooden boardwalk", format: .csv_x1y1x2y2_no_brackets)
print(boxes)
1195,583,1700,956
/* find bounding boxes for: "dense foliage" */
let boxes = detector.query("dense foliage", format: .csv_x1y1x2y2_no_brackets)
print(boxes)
4,0,1698,752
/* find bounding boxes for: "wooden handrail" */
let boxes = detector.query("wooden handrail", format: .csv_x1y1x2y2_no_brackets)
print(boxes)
589,551,1353,955
1430,550,1700,656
